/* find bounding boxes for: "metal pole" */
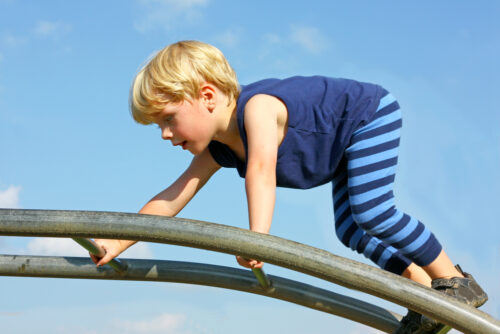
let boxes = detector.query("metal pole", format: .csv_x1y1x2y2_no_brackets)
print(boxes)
252,268,272,291
74,238,270,289
0,209,499,334
0,254,401,333
72,237,127,273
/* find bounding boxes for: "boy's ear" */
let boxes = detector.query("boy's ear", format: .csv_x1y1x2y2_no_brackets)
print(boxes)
199,83,217,111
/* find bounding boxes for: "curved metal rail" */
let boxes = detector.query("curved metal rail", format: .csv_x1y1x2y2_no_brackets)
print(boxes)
0,254,401,333
1,209,499,333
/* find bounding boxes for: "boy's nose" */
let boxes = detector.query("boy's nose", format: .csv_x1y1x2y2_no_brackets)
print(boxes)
161,127,173,140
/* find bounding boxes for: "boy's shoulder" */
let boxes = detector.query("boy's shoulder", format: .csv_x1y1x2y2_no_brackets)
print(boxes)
240,76,315,96
240,77,281,92
240,75,360,94
238,75,357,106
242,75,332,87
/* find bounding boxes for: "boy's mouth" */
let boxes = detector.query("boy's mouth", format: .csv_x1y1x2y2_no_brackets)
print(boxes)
173,140,188,149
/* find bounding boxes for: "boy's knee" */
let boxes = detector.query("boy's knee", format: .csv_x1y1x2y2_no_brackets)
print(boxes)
351,201,395,229
352,210,377,227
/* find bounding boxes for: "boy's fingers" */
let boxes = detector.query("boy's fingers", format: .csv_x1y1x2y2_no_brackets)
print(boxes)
236,256,252,268
96,253,114,267
252,261,264,269
236,256,264,269
249,260,264,268
236,256,246,267
89,253,101,265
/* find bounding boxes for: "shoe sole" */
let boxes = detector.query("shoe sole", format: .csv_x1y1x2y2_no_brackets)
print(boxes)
407,324,451,334
427,324,452,334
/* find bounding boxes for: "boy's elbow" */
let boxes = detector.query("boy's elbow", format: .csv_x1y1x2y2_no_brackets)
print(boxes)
246,162,276,185
247,155,276,172
139,200,174,216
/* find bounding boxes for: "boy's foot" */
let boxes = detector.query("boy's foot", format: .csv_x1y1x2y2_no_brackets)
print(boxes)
393,310,451,334
420,265,488,331
393,310,422,334
393,265,488,334
430,265,488,307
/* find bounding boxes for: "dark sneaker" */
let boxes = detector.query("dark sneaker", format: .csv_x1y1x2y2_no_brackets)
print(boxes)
393,310,422,334
394,265,488,334
431,265,488,307
420,265,488,331
393,310,451,334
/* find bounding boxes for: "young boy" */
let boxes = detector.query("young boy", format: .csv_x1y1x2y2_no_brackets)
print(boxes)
90,40,487,332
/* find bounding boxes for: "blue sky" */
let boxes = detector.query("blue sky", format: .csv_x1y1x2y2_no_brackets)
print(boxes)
1,1,499,333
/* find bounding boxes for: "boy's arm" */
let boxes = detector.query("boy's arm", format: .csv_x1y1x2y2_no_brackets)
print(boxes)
139,147,221,217
236,94,280,268
92,148,221,266
244,94,279,234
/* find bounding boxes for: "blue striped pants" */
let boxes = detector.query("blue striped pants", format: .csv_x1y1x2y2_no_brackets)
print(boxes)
333,94,442,275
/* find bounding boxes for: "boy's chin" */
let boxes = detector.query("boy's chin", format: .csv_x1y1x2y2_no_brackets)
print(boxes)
189,143,210,155
188,146,203,155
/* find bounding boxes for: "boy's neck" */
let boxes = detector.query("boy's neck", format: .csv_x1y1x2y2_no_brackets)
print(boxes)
213,99,240,146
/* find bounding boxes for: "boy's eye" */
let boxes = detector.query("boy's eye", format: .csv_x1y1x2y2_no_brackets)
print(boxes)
165,115,174,124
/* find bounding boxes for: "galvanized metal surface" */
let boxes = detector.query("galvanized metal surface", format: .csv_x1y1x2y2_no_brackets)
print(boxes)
0,254,401,333
73,237,271,289
251,267,273,291
0,209,499,333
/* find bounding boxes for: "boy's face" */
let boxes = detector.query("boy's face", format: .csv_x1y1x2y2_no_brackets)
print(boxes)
155,98,215,155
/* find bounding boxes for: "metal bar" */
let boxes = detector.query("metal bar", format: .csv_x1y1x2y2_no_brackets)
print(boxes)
252,267,272,291
0,254,401,333
72,237,127,273
0,209,499,334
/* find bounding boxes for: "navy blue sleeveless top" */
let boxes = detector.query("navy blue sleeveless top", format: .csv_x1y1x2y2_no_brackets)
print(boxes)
208,76,387,189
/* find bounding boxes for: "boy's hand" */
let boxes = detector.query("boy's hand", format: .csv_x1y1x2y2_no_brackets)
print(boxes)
89,239,134,267
236,256,264,269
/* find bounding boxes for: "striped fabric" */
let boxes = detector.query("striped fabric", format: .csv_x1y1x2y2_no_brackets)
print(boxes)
332,94,442,274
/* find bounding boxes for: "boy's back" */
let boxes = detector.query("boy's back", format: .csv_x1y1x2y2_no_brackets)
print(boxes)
209,75,387,188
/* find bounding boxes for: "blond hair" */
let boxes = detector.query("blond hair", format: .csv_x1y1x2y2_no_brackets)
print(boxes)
130,40,240,124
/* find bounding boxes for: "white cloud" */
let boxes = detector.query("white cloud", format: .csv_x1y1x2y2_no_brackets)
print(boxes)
26,238,153,258
258,33,281,58
134,0,209,33
212,29,240,48
255,27,330,68
121,242,153,258
2,33,27,48
112,312,187,334
263,33,281,45
33,20,72,38
290,25,329,54
0,312,22,317
1,20,71,56
27,238,90,256
0,185,21,208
